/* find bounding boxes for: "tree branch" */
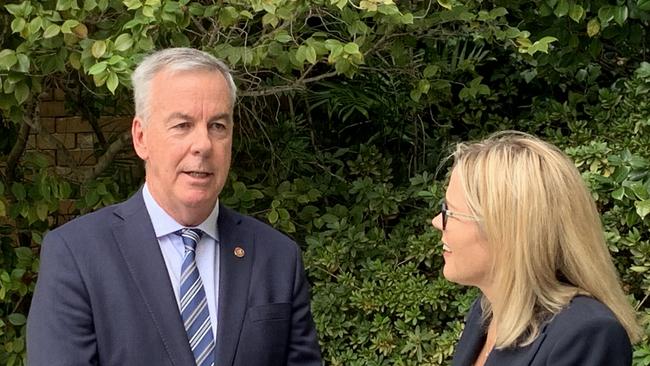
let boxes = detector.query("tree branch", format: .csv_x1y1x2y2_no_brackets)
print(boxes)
238,71,338,97
5,112,32,184
81,130,132,183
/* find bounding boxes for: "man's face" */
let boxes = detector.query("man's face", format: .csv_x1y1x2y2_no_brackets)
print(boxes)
132,68,233,225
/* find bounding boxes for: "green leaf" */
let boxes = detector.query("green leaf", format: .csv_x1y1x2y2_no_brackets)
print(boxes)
629,182,648,200
7,313,26,326
114,34,134,52
554,0,569,17
613,6,628,26
268,209,279,224
262,13,279,27
530,36,558,54
107,71,119,93
124,0,143,10
11,17,26,33
92,40,107,58
85,190,100,207
635,199,650,218
436,0,452,10
11,183,26,200
274,31,292,43
29,17,43,34
56,0,73,11
0,50,18,70
417,79,430,94
0,200,6,217
296,45,307,63
305,45,317,64
36,202,48,221
569,4,584,22
142,5,155,17
423,65,439,78
489,7,508,18
630,266,648,273
587,18,600,37
88,61,107,75
598,6,615,23
16,54,30,73
84,0,98,11
343,42,360,54
612,187,625,200
61,19,80,34
5,3,25,16
14,83,29,105
639,0,650,11
43,24,61,39
410,89,421,102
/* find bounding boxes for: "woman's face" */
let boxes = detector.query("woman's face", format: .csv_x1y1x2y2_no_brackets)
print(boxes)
431,168,493,291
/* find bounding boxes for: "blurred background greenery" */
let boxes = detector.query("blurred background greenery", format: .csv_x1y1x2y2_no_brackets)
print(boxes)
1,0,649,364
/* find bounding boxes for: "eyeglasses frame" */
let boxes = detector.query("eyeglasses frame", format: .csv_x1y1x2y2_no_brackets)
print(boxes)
440,201,479,230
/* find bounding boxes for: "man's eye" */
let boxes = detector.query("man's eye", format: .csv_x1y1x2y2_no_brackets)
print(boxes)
211,122,226,130
174,122,191,129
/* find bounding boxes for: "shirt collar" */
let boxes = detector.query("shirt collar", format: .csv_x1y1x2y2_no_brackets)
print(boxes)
142,183,220,241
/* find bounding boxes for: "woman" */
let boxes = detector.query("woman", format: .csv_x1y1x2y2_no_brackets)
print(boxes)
431,131,641,366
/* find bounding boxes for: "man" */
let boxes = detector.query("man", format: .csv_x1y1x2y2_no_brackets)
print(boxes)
27,48,322,366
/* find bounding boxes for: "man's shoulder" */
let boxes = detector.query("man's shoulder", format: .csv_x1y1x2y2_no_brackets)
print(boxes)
50,192,141,238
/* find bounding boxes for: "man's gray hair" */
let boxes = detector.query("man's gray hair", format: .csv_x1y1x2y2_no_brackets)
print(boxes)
131,48,237,124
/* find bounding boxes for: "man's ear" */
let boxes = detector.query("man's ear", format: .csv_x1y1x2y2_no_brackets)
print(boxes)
132,117,148,161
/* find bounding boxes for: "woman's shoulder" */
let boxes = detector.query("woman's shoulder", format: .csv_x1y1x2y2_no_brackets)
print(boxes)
548,295,621,330
537,295,631,365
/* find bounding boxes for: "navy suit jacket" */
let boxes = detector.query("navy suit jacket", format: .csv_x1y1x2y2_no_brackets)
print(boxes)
27,189,322,366
451,296,632,366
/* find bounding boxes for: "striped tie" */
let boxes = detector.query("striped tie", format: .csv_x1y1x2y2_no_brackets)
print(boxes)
178,228,215,366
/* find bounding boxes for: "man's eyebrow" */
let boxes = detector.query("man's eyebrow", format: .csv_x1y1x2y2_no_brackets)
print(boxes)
209,112,232,123
165,112,193,124
164,112,233,124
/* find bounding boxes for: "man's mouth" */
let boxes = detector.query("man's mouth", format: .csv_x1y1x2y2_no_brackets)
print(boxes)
184,171,212,178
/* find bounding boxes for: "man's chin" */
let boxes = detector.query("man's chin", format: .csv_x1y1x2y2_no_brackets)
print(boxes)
181,194,218,208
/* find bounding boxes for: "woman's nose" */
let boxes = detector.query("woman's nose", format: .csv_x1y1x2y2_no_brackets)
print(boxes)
431,213,443,231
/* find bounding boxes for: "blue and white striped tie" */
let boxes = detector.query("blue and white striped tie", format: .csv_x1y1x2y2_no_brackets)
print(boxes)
178,228,215,366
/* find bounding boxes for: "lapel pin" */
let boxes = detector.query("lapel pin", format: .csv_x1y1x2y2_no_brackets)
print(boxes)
234,246,245,258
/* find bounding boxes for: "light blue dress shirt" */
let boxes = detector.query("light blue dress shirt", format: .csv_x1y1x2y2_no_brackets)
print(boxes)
142,184,220,340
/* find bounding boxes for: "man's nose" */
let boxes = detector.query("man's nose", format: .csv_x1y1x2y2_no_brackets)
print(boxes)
191,126,212,154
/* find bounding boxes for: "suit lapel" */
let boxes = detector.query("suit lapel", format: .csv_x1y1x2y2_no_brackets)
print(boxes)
112,190,195,366
215,205,253,365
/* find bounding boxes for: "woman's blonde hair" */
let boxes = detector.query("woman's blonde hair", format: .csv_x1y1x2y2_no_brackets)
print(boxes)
452,131,641,348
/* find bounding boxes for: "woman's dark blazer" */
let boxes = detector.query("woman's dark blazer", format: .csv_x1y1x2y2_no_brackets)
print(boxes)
451,295,632,366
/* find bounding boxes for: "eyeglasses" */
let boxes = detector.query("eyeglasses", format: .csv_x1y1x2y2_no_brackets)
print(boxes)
440,202,479,230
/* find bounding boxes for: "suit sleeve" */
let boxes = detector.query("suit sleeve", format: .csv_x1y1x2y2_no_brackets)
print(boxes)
27,230,98,366
286,245,322,366
546,315,632,366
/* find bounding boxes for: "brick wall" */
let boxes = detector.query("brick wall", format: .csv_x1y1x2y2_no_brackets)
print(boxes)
26,90,134,174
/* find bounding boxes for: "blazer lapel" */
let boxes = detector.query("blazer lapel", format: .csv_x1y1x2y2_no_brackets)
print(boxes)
112,189,195,366
453,300,486,366
488,326,547,365
214,205,253,365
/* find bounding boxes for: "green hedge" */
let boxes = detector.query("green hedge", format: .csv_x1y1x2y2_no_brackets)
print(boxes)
1,0,650,364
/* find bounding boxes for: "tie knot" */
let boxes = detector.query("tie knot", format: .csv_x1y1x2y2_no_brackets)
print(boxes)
178,228,203,251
